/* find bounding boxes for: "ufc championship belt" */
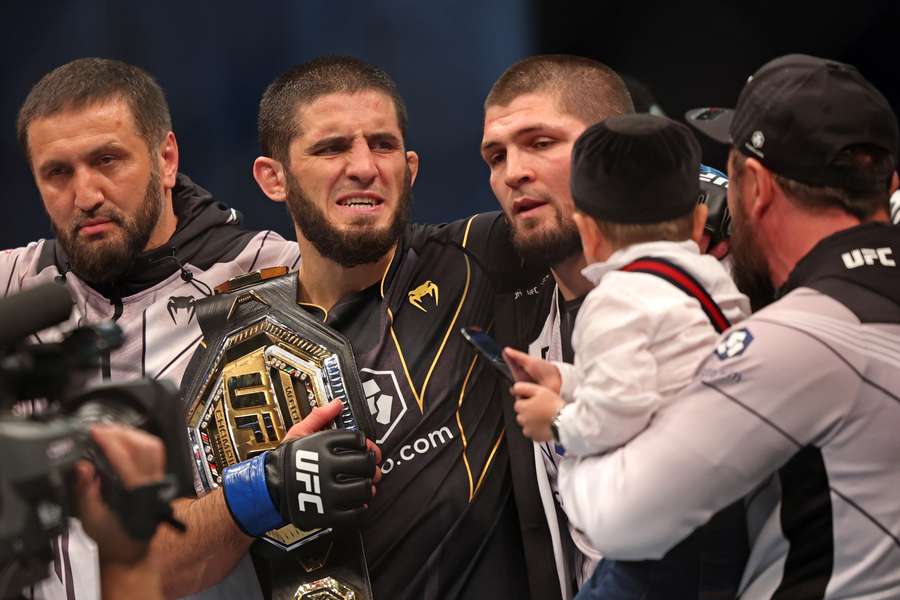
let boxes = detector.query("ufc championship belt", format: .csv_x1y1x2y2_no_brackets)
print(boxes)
181,267,376,600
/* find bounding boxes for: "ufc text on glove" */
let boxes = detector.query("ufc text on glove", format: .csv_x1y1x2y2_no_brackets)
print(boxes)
222,430,375,536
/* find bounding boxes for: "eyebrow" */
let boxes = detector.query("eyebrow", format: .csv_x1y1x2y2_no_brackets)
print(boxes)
36,159,68,175
306,135,351,154
480,124,558,153
86,142,128,160
305,131,402,154
366,131,401,146
36,141,128,174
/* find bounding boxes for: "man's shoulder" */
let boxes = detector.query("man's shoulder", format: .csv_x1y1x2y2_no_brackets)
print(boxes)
748,287,900,365
404,213,549,295
405,212,506,251
702,290,864,376
752,287,862,332
0,239,54,283
235,229,300,264
193,228,299,275
405,212,521,275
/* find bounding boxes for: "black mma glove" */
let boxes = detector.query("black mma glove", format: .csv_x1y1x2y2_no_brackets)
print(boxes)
698,164,732,244
221,429,374,536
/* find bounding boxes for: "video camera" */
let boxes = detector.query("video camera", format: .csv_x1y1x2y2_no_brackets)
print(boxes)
0,283,194,597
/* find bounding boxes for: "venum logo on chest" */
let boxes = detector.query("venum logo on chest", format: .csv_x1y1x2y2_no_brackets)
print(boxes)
408,280,439,313
166,295,196,324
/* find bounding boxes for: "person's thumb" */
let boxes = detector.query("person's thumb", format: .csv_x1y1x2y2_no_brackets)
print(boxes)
284,399,343,440
503,347,534,382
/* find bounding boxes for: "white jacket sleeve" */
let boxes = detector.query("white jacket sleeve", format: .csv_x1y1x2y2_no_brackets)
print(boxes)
555,286,661,456
557,319,852,560
0,244,38,297
554,360,578,400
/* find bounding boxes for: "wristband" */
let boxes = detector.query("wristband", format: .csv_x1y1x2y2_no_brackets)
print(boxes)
221,452,285,536
551,408,566,456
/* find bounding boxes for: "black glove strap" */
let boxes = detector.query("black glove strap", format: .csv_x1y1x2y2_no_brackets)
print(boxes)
104,476,186,541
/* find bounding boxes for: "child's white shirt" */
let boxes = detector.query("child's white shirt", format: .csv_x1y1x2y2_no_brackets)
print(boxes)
554,240,750,456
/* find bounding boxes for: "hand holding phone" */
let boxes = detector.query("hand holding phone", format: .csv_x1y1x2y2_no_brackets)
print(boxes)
459,326,515,383
501,347,561,393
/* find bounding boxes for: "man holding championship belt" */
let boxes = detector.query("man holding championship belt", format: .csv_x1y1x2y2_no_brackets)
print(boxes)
168,57,557,600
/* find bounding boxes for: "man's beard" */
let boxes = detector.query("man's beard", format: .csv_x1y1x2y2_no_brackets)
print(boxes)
507,203,582,269
729,191,776,311
285,170,411,268
53,168,163,285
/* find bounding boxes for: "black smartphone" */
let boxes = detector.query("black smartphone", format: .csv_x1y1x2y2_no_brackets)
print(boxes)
460,326,514,383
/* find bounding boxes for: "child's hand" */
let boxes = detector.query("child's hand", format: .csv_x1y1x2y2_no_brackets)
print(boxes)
511,382,565,442
502,347,562,392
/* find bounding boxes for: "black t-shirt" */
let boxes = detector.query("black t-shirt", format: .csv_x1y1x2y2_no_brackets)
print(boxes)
558,292,586,364
299,214,532,600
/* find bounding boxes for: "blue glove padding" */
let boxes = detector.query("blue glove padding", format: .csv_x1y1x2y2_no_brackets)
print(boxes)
221,452,284,537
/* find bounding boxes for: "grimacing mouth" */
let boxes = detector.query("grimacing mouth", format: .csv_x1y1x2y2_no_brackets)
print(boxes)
336,191,385,208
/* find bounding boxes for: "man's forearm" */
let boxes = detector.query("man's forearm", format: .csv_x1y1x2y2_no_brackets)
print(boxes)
153,489,253,598
101,559,164,600
152,401,361,597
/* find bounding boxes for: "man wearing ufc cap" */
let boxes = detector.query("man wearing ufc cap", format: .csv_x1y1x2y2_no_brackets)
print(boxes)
556,54,900,598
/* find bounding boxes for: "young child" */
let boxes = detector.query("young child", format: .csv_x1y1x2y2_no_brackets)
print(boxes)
505,113,750,456
504,114,752,598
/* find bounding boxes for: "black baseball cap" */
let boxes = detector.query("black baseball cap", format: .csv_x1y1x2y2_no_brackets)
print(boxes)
686,54,899,192
571,114,700,224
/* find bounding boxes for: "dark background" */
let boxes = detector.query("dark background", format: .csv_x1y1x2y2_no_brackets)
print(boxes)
2,0,898,248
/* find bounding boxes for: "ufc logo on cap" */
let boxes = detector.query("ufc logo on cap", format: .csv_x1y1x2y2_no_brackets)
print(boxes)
295,449,323,514
841,247,896,269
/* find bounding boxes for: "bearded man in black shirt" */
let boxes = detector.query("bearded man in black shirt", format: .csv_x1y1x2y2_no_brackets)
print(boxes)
163,57,561,600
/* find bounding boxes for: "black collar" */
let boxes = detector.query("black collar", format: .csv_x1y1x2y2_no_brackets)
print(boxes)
778,222,900,306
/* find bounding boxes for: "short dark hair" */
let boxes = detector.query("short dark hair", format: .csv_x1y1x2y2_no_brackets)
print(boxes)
593,210,696,249
16,57,172,163
730,146,893,220
258,56,409,163
485,54,634,125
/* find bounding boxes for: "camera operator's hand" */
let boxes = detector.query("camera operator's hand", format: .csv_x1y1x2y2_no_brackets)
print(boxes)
72,424,167,599
73,424,166,564
221,399,380,536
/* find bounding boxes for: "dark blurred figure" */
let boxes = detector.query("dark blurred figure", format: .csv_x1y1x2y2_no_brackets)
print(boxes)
621,75,666,116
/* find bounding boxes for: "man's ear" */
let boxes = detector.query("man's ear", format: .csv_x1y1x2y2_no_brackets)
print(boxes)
406,150,420,187
158,132,179,190
690,203,708,244
743,157,774,220
253,156,287,202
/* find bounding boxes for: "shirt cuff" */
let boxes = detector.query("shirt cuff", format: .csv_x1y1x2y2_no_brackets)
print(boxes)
554,361,578,401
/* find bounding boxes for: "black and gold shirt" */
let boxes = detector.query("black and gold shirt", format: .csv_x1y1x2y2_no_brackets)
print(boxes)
300,213,535,600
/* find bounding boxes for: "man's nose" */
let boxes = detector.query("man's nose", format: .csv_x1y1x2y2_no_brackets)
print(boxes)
345,142,378,185
503,150,534,189
72,167,104,212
